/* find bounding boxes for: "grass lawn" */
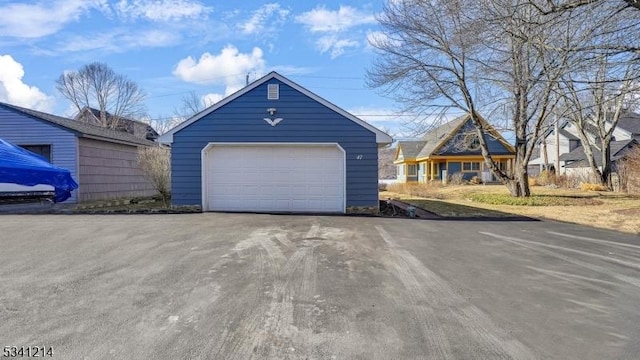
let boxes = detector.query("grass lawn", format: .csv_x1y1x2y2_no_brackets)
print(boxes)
381,184,640,234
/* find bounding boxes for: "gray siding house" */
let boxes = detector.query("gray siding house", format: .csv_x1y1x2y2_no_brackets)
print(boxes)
159,72,392,214
0,102,157,203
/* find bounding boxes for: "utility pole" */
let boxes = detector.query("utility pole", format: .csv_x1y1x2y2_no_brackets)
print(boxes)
554,117,560,175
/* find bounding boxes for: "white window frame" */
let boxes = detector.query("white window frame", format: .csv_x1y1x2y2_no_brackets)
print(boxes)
408,164,417,176
397,165,405,176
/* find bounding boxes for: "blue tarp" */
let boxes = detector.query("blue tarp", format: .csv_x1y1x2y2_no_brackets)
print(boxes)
0,138,79,202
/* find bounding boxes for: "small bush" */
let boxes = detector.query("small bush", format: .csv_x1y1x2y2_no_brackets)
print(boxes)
580,182,607,192
538,170,557,186
138,146,171,206
378,182,388,191
449,172,464,185
528,177,539,187
468,176,483,185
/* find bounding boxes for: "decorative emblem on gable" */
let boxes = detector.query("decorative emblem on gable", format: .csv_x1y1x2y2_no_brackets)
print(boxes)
263,107,283,127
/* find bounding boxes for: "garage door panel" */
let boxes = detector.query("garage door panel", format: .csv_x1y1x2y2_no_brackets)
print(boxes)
204,144,344,212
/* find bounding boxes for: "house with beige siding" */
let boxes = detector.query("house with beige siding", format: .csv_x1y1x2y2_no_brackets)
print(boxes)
0,102,157,203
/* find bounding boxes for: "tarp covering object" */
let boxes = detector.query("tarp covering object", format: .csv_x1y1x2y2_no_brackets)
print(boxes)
0,138,78,202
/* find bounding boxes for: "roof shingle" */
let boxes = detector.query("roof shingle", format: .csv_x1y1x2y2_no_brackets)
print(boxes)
0,102,156,147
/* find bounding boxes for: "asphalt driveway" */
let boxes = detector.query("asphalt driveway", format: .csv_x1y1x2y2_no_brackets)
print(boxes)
1,214,639,359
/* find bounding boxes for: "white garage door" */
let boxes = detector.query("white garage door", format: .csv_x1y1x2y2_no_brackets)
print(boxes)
203,143,345,213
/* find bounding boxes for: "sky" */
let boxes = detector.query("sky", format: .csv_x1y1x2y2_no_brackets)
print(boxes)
0,0,415,137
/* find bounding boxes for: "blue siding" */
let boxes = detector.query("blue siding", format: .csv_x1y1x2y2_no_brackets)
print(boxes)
448,162,462,178
0,107,79,203
172,79,378,208
436,119,512,156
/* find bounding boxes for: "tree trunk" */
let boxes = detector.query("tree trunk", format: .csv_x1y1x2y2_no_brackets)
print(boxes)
600,141,612,189
505,141,531,197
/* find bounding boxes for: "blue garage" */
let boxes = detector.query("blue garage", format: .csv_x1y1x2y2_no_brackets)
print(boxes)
159,72,392,213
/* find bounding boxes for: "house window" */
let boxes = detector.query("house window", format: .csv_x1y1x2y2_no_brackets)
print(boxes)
397,165,405,176
20,144,51,162
268,84,279,100
462,161,480,172
408,164,417,176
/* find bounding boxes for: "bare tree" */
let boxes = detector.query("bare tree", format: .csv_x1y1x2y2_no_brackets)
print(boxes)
378,146,396,179
368,0,572,196
559,53,640,188
173,91,216,120
530,0,640,14
56,62,146,129
138,115,183,136
137,146,171,206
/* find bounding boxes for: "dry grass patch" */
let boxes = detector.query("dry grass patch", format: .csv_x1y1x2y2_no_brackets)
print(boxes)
381,184,640,234
469,193,603,206
387,182,445,199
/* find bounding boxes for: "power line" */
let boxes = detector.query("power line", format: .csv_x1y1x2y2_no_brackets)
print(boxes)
142,114,415,122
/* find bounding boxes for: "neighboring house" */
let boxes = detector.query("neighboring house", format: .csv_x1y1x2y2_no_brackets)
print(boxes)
75,106,159,140
528,112,640,176
394,114,515,183
528,122,582,176
0,102,157,203
560,139,639,177
158,71,392,214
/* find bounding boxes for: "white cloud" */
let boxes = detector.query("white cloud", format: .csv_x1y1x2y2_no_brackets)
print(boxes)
295,5,376,58
0,0,105,38
173,45,266,95
240,3,289,35
202,93,223,106
268,65,316,76
114,0,211,21
0,55,53,111
366,30,391,49
316,36,359,59
295,5,375,33
58,29,180,53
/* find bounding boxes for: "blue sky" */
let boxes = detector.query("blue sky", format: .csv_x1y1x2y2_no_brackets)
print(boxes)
0,0,414,136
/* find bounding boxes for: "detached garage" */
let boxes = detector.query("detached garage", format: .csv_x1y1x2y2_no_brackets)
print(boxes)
159,72,392,214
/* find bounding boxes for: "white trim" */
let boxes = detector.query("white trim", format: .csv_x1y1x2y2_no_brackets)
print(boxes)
159,72,393,145
200,142,346,213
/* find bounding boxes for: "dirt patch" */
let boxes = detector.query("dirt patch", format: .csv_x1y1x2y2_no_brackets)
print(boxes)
611,208,640,216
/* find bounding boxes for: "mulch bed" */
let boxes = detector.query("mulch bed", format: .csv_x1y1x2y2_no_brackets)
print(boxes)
379,200,410,217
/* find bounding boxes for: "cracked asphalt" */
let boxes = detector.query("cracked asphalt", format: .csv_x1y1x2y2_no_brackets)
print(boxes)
1,214,639,359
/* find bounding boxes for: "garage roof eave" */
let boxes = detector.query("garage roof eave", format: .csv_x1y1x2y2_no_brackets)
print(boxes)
158,71,393,145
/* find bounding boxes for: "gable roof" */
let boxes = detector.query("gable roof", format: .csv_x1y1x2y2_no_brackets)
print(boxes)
616,112,640,135
394,114,514,162
396,141,427,160
0,102,155,147
76,107,159,140
537,122,580,144
416,115,470,159
158,71,392,145
559,139,638,166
